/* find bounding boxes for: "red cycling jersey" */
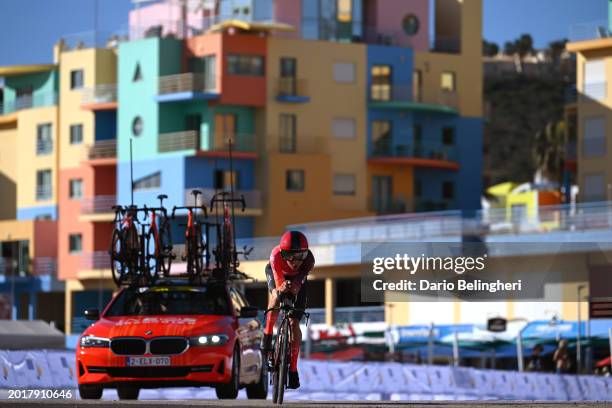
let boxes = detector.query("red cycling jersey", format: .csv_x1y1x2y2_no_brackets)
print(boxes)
269,245,315,294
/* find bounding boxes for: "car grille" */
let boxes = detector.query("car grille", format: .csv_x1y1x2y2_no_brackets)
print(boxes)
110,338,146,356
88,365,213,378
150,338,188,355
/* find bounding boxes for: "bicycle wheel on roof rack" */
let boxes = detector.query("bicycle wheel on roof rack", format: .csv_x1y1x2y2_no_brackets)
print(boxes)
110,229,124,287
158,218,173,276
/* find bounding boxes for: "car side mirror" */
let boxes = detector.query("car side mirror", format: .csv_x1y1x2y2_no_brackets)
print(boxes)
239,306,258,318
84,308,100,321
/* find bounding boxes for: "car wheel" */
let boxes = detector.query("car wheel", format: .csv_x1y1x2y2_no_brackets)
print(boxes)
215,347,240,399
78,384,102,400
117,386,139,400
246,358,269,399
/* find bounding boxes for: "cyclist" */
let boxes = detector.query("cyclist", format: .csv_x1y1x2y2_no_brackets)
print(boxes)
261,230,314,390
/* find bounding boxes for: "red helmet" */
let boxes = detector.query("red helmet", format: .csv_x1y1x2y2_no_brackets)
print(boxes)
279,230,309,261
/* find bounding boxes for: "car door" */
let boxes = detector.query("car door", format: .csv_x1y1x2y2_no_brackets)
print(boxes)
229,287,262,384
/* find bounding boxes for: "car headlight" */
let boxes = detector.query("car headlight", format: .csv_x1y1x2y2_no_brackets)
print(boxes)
189,334,229,346
80,335,110,348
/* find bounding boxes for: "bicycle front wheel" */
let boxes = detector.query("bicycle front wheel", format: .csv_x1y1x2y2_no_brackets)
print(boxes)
158,219,173,276
274,318,290,405
109,229,124,286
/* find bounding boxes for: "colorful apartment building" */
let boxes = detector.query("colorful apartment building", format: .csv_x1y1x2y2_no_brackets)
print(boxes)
567,9,612,203
0,0,484,338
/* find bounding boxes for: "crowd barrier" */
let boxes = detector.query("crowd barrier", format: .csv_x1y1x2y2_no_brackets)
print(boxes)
1,350,610,401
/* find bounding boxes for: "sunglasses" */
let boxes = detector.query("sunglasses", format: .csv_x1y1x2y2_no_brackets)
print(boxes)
281,250,308,261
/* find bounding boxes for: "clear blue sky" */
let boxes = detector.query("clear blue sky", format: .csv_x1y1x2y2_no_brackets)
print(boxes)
0,0,607,66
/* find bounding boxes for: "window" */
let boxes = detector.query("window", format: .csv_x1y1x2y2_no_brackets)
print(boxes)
332,118,356,139
69,179,83,199
203,55,216,90
583,117,606,157
584,60,605,100
402,14,420,35
442,127,455,145
441,72,456,92
36,123,53,155
214,170,239,190
227,55,264,76
583,173,605,202
69,234,83,253
333,174,356,195
442,181,454,200
370,65,392,101
279,114,297,153
132,116,143,136
16,86,33,109
133,171,161,191
70,124,83,144
286,170,305,192
372,120,391,153
36,169,52,200
333,62,356,83
337,0,352,22
133,63,142,82
70,69,84,90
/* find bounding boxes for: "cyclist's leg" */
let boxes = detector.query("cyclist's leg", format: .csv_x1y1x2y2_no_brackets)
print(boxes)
289,281,307,373
262,263,278,353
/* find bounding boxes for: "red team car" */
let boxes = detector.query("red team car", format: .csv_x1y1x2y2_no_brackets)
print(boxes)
76,281,268,400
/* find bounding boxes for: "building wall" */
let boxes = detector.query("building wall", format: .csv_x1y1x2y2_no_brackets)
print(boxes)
0,125,18,219
371,0,429,51
16,106,59,220
3,71,57,112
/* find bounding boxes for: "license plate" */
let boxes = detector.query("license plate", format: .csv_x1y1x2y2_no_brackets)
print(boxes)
126,356,171,367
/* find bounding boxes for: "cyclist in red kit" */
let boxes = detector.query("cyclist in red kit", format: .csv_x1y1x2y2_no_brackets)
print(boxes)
261,230,314,390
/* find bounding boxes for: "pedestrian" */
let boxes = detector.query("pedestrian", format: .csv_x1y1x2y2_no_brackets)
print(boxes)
526,344,544,372
552,339,570,374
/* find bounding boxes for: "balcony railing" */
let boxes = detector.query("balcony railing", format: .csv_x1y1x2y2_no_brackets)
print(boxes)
36,186,52,201
80,195,116,214
33,257,57,276
201,133,256,153
371,140,459,163
86,140,117,160
81,84,117,105
36,140,53,155
80,251,111,270
276,78,309,101
370,85,458,111
1,93,57,115
276,135,329,155
368,196,453,215
184,188,262,210
158,73,217,95
158,130,199,153
569,20,611,42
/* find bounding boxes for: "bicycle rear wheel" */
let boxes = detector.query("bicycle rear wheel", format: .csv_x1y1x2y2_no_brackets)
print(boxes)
109,229,124,286
158,219,173,276
145,230,160,284
274,318,290,405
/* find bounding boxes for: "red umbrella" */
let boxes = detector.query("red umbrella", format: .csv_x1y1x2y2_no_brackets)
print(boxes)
596,356,611,368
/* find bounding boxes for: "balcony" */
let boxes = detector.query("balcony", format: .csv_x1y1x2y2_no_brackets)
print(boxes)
368,195,453,215
81,84,117,110
276,135,329,155
33,257,57,276
155,73,219,103
158,131,257,159
275,78,310,103
80,195,116,215
158,130,199,153
184,188,262,216
36,139,53,156
369,85,458,114
80,251,111,271
85,140,117,161
0,92,57,115
369,140,459,170
35,186,52,201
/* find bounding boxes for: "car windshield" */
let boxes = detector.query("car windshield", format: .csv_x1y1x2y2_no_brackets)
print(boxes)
104,285,232,316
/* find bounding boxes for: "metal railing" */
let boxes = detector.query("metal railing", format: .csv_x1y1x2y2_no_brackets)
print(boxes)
33,257,57,276
35,186,53,201
80,195,116,214
569,20,611,42
184,188,262,209
158,73,217,94
36,140,53,155
158,130,200,153
2,93,57,114
276,78,308,99
370,85,458,110
81,84,117,105
60,29,129,50
80,251,111,270
201,133,255,153
307,306,385,324
276,135,329,155
371,140,459,163
86,140,117,159
368,196,453,215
